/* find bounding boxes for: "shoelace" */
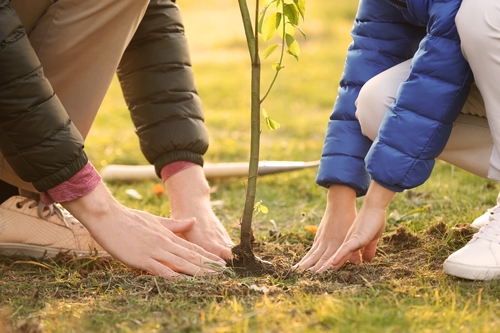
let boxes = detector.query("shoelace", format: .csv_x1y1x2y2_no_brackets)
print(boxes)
474,206,500,243
16,197,83,228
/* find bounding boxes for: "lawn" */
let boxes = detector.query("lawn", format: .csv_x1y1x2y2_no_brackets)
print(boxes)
2,1,500,332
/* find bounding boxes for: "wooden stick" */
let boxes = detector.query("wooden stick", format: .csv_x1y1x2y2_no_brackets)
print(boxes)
100,161,319,181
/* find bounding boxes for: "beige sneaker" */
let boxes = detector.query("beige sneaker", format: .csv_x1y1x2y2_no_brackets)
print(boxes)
0,195,107,258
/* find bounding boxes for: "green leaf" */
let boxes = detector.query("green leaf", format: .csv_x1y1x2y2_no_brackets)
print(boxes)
258,9,267,34
283,3,299,25
284,22,296,36
290,22,306,39
254,200,269,214
296,0,306,19
275,20,295,38
263,44,280,59
261,12,282,41
287,50,298,61
285,33,295,47
258,1,277,34
262,108,281,130
271,63,284,71
265,117,281,130
285,34,300,59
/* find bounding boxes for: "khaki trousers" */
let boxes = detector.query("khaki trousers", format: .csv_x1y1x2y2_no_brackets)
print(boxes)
0,0,149,192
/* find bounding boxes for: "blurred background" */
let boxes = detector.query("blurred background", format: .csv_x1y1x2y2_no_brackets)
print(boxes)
84,1,360,237
85,0,494,239
87,1,358,168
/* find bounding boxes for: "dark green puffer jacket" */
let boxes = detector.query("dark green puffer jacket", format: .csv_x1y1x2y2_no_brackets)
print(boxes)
118,0,209,178
0,0,87,192
0,0,208,191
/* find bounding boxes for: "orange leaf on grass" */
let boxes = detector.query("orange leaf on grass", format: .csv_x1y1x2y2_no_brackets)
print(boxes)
152,184,164,196
304,225,318,234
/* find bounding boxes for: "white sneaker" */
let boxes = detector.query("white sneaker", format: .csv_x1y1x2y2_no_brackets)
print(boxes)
443,206,500,280
471,209,492,229
0,195,107,258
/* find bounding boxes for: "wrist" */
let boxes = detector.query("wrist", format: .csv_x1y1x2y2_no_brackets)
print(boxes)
160,161,196,182
42,162,101,205
363,181,395,210
60,182,116,230
326,184,357,215
164,165,211,207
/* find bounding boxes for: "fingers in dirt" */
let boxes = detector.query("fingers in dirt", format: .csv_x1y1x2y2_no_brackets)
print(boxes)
308,249,339,272
170,234,226,265
361,239,379,262
349,250,362,265
293,247,319,270
218,245,234,261
147,259,185,280
154,250,222,276
316,241,357,273
294,242,329,269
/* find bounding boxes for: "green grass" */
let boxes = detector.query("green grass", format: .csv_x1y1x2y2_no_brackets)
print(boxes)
2,1,500,332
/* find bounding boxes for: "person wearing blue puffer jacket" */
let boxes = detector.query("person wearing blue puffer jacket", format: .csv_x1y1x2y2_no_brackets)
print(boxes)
294,0,489,277
347,0,500,281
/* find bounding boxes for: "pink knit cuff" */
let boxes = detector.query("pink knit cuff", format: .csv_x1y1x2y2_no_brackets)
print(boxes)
41,162,102,205
160,161,196,182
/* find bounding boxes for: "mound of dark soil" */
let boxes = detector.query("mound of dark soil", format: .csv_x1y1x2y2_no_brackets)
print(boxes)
382,226,420,250
229,244,275,277
425,220,447,237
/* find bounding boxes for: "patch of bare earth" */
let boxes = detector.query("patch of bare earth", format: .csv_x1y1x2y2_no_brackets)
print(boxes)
1,222,477,331
227,221,476,291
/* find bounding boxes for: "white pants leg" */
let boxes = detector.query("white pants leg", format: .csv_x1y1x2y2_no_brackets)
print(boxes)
356,59,492,179
456,0,500,181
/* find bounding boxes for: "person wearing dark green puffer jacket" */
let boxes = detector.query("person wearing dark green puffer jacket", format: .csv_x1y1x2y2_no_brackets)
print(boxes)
0,0,232,278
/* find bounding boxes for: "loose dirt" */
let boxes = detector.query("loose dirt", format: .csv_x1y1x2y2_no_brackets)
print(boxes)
1,221,478,333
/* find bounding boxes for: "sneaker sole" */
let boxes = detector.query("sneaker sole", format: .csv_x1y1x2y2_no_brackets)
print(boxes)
0,243,107,258
443,260,500,280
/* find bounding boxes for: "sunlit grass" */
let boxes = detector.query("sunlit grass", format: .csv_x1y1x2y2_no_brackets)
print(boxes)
3,1,500,332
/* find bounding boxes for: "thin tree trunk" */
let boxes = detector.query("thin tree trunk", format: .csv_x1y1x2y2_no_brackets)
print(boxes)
237,0,260,252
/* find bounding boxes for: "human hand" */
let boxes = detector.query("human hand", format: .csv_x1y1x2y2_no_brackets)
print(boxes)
315,181,395,273
62,182,227,279
164,165,234,260
294,185,361,271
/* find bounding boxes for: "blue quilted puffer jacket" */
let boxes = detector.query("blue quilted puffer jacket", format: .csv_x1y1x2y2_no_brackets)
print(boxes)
316,0,473,196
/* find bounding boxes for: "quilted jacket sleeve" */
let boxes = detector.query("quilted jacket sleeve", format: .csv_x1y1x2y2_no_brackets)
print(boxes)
316,0,425,196
0,1,87,192
117,0,208,178
365,0,473,193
